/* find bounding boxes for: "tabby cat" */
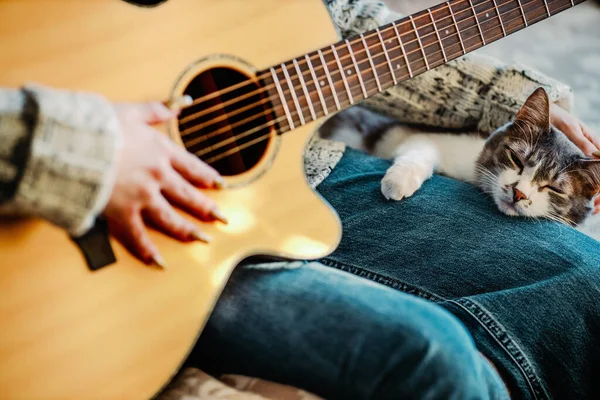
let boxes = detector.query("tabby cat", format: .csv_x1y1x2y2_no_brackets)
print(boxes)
322,88,600,227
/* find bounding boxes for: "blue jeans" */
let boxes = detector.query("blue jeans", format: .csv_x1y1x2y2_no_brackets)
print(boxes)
188,148,509,399
315,148,600,399
190,262,507,399
191,148,600,399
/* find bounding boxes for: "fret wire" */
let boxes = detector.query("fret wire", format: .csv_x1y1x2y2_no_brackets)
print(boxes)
447,1,467,55
298,0,580,121
516,0,528,26
198,0,581,135
270,67,294,129
187,0,579,117
281,63,305,125
428,8,447,63
345,39,369,98
392,21,413,77
293,59,316,121
409,16,430,71
303,1,569,116
376,28,397,85
492,0,507,36
331,45,355,105
318,49,341,110
305,54,329,116
360,33,383,91
469,0,487,45
542,0,551,16
215,0,578,143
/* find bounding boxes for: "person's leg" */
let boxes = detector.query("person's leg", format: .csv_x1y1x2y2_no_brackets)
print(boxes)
187,262,508,400
316,147,600,399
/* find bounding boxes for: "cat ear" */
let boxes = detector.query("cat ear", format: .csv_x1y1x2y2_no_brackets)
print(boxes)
514,87,551,133
577,159,600,198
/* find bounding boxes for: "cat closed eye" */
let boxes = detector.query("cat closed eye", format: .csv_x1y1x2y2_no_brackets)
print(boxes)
541,185,564,195
505,147,524,171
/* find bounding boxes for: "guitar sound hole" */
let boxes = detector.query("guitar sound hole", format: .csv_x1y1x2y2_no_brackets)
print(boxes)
178,67,273,176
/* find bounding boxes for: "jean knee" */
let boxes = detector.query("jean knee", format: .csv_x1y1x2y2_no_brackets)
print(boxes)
371,305,496,400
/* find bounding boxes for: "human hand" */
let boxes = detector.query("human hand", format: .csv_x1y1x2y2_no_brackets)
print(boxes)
550,103,600,214
105,100,225,267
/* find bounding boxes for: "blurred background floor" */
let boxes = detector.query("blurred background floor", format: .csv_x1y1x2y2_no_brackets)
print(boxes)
383,0,600,129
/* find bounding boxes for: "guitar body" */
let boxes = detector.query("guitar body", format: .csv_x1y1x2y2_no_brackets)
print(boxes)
0,1,341,399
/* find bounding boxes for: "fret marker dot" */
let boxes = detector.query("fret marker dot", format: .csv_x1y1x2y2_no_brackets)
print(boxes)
396,64,401,70
320,81,325,87
445,29,450,35
486,12,490,18
347,69,353,75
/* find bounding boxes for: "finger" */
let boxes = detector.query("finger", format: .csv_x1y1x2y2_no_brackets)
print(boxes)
591,197,600,215
145,193,211,243
110,210,159,265
565,124,597,156
581,123,600,153
119,102,177,125
164,95,193,112
170,144,223,188
161,169,224,222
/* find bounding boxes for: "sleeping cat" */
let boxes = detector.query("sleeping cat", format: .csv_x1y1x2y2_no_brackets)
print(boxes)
321,88,600,227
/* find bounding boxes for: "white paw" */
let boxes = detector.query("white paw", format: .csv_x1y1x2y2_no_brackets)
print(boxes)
381,163,431,201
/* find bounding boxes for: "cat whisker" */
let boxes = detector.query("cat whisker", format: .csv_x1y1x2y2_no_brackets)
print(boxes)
475,164,497,175
547,210,578,228
475,170,497,181
475,168,499,192
555,212,576,227
475,166,498,183
477,176,497,194
545,213,565,226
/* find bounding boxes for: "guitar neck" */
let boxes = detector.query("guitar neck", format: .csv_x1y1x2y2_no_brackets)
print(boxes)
263,0,584,133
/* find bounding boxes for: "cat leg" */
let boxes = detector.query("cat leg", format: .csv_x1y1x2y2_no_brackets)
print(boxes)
381,137,439,201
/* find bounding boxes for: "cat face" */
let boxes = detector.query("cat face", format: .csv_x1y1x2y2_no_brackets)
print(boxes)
476,88,600,226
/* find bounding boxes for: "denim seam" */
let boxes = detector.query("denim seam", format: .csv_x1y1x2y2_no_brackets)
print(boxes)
320,258,446,303
321,257,548,400
448,298,549,400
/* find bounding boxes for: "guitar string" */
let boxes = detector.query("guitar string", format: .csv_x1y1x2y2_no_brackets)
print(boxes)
180,0,550,143
179,0,568,136
182,0,563,152
178,0,569,122
178,0,522,125
178,0,478,114
178,0,516,131
193,0,568,159
198,1,572,164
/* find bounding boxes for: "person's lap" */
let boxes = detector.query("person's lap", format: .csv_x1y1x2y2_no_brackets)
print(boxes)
189,261,506,400
316,148,600,399
191,147,600,399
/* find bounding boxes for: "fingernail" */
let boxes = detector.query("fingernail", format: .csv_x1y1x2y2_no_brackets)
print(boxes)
165,95,193,110
151,253,168,269
214,177,225,189
210,209,228,224
191,231,211,243
592,151,600,158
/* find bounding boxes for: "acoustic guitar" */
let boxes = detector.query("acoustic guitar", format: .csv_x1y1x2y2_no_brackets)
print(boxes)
0,0,584,398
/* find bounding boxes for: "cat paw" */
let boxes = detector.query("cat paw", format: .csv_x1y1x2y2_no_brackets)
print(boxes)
381,163,431,201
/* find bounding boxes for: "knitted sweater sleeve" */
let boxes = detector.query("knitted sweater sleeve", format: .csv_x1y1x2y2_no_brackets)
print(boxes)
323,0,573,133
0,85,122,236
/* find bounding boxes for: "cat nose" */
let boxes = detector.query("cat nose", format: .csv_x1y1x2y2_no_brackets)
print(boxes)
513,187,528,203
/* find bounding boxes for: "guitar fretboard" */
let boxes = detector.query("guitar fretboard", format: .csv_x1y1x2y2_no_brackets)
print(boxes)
263,0,584,133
